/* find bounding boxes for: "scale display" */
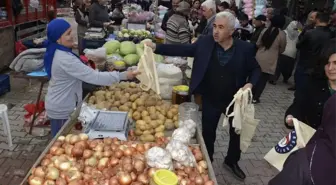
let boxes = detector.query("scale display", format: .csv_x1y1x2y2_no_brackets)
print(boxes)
90,111,128,131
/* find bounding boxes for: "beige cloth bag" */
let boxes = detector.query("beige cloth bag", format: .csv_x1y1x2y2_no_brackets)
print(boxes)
136,45,160,94
219,88,260,152
264,118,316,171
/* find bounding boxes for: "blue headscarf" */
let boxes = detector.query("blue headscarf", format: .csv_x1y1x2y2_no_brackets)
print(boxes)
44,19,78,79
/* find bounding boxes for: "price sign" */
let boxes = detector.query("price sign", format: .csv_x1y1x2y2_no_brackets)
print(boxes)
127,23,146,30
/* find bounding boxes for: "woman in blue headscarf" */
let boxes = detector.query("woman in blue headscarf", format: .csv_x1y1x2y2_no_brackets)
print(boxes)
44,19,139,137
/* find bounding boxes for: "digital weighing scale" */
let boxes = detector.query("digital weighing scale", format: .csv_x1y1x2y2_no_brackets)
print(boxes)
84,111,131,140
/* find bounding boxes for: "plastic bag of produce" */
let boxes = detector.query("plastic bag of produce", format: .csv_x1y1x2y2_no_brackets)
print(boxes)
146,147,173,170
178,119,197,137
164,57,188,67
157,64,183,79
166,140,197,167
171,127,193,144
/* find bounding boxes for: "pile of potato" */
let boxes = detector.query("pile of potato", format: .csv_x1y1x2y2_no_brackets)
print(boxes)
87,82,179,142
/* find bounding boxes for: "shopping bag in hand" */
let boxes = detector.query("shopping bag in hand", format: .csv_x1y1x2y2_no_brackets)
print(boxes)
219,88,260,152
264,118,316,171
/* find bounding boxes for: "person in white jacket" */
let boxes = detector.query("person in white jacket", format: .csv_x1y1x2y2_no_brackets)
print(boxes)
271,21,299,84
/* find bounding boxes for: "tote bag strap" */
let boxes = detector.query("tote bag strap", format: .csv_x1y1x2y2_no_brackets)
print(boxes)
224,88,244,117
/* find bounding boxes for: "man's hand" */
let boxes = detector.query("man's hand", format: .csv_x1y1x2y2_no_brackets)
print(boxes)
144,41,156,50
103,22,112,27
126,70,141,80
285,115,294,126
242,83,253,90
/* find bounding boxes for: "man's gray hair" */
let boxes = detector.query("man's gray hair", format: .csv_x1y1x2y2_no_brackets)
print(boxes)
215,11,236,29
201,0,216,13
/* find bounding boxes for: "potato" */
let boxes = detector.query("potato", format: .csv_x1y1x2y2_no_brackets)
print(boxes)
149,129,155,134
166,119,173,124
157,114,166,122
110,107,119,111
124,102,132,108
137,106,146,112
135,129,143,136
120,97,128,105
108,85,116,91
140,134,155,142
132,111,141,120
148,106,156,114
89,96,96,101
155,106,162,112
171,104,179,109
142,130,152,135
149,121,159,128
170,108,178,115
141,111,149,118
173,115,178,121
128,110,133,118
174,121,179,128
164,121,175,130
128,88,139,94
145,97,157,107
143,116,151,124
160,110,167,116
88,99,95,104
139,125,147,131
166,111,174,119
105,102,112,109
113,101,121,107
96,95,105,102
129,82,137,88
114,91,122,100
119,105,129,112
132,102,137,110
155,125,165,132
136,120,146,127
155,132,165,138
96,102,105,109
150,114,157,120
107,97,115,103
135,98,145,106
94,90,105,96
156,120,164,125
105,92,113,99
124,93,130,98
129,94,139,102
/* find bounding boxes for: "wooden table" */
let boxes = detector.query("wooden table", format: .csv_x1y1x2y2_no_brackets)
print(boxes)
10,71,49,134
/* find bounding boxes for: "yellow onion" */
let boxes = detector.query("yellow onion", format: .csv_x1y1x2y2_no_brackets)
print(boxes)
64,169,82,183
85,157,98,167
137,173,149,184
97,157,109,170
103,138,113,145
57,136,65,142
83,149,93,159
55,178,67,185
133,160,145,173
204,180,215,185
195,176,204,185
43,180,56,185
65,134,73,143
33,167,46,178
147,168,157,178
117,172,132,185
29,176,44,185
69,135,80,145
78,133,88,141
46,167,60,180
109,157,119,167
198,160,208,169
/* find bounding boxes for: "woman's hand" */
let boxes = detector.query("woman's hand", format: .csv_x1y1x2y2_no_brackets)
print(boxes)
286,115,294,126
126,70,141,80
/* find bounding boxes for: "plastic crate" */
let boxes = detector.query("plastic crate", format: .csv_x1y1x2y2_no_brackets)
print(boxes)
0,74,10,96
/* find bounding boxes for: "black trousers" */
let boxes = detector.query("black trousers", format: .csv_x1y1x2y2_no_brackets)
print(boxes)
202,96,241,163
253,72,271,100
272,54,296,82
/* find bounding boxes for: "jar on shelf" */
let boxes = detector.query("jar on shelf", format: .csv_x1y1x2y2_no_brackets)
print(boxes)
172,85,190,105
178,102,199,123
150,169,178,185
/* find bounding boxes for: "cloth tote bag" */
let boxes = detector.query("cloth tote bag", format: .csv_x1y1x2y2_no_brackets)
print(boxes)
264,118,316,171
219,88,260,152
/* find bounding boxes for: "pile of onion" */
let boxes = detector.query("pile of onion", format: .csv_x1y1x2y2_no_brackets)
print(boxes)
28,134,215,185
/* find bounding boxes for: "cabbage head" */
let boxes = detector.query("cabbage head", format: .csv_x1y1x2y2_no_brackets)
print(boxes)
103,40,120,54
136,44,144,56
155,54,164,63
120,41,136,56
124,54,140,65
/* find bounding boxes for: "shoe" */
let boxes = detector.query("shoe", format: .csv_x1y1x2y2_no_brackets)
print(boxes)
269,80,277,85
252,99,260,104
223,161,246,180
288,86,296,91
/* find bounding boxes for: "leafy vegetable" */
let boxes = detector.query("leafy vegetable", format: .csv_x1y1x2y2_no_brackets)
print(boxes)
124,54,140,65
120,41,136,56
103,40,120,54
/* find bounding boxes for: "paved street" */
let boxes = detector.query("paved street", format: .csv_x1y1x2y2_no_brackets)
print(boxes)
0,76,294,185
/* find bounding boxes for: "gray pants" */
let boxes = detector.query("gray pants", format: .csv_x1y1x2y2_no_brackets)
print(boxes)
268,149,313,185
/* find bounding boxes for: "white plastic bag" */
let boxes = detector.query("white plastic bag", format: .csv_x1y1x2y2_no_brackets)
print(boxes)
166,140,196,167
171,127,193,144
157,64,183,79
30,0,39,9
178,119,197,137
264,118,316,171
146,147,173,170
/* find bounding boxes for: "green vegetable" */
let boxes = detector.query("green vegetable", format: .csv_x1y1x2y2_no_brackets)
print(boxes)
103,40,120,54
124,54,140,65
120,41,136,56
139,39,153,49
155,54,164,63
136,44,144,56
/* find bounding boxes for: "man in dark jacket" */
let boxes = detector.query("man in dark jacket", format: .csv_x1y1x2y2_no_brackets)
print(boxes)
295,12,333,94
146,11,261,180
250,15,266,44
161,0,180,31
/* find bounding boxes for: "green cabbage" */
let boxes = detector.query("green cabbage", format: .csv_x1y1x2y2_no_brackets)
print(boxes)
120,41,136,56
136,44,144,56
124,54,140,65
155,54,164,63
103,40,120,54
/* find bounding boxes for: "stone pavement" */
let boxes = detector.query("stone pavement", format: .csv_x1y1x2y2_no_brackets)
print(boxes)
0,76,294,185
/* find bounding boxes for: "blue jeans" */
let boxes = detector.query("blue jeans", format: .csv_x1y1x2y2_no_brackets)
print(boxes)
50,119,67,137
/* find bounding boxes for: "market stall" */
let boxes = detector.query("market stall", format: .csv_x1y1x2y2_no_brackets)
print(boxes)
20,80,218,185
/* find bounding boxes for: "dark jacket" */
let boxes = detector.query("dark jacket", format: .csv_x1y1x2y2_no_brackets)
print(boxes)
161,10,174,31
250,26,265,44
285,77,331,129
154,35,261,94
202,15,215,35
89,2,110,27
296,26,333,71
